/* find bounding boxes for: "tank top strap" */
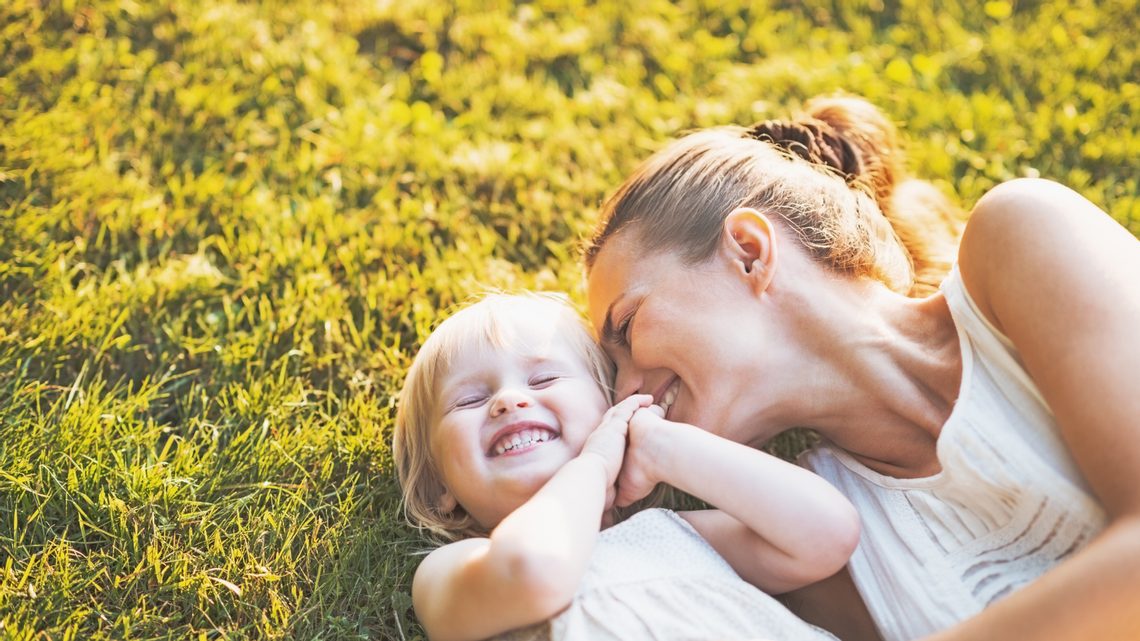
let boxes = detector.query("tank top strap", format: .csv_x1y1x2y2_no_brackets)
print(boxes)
940,264,1049,412
940,264,1096,493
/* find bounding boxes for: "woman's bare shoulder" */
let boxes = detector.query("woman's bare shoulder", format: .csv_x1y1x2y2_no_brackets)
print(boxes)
956,178,1133,331
955,177,1140,512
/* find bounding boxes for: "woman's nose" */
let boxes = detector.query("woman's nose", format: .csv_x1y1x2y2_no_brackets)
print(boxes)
490,389,532,417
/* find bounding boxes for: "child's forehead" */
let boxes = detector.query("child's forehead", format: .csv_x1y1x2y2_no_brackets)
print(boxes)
451,344,563,375
458,310,573,360
428,295,597,380
432,315,585,396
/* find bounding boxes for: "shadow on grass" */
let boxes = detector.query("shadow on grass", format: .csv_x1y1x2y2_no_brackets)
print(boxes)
288,477,431,641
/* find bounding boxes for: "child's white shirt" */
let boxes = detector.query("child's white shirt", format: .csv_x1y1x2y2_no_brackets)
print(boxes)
494,508,837,641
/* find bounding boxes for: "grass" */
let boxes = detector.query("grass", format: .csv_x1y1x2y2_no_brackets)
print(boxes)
1,0,1137,639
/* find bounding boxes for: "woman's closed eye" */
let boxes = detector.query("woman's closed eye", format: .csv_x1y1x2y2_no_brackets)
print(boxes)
615,312,634,348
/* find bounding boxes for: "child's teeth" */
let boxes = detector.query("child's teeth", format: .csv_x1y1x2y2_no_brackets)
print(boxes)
492,429,558,455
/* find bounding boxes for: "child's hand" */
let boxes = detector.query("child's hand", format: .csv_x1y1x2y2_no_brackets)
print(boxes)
614,404,672,508
581,394,653,486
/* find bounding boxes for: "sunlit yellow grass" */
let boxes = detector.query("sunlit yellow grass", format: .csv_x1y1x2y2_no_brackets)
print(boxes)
1,0,1137,639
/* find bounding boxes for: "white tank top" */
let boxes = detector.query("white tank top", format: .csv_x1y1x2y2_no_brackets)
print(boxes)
802,265,1106,641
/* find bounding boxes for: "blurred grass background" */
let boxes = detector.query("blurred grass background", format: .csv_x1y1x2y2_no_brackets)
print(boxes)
1,0,1137,639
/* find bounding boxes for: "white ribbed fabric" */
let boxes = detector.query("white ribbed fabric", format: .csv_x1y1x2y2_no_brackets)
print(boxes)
802,265,1107,641
496,508,837,641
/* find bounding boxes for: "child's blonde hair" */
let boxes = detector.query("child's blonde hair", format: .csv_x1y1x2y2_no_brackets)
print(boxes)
393,292,614,541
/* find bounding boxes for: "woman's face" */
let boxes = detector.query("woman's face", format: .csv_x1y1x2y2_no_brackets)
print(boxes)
587,232,774,444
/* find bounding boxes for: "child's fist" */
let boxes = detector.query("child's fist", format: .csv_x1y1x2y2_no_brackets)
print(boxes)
581,394,653,484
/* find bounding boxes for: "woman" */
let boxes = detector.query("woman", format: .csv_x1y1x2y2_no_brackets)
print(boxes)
583,95,1140,641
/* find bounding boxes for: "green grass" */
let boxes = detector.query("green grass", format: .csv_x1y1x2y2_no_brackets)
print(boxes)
1,0,1137,638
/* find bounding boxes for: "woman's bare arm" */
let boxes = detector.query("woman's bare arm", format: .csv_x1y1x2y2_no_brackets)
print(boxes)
929,178,1140,640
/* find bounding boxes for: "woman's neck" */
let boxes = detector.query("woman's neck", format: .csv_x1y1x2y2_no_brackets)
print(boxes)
760,276,963,478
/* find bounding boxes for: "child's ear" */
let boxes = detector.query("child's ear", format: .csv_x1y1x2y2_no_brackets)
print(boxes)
437,488,458,514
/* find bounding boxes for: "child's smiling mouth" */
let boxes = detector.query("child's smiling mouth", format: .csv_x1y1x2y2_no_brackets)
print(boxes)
488,423,560,457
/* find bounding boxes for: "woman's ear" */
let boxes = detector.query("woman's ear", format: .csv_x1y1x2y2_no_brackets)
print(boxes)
722,207,778,294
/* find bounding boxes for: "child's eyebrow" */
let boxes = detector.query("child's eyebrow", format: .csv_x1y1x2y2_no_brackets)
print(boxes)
437,374,483,399
521,352,580,370
523,355,558,366
437,353,573,396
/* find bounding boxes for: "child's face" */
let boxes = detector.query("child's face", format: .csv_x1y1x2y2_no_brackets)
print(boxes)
429,313,610,530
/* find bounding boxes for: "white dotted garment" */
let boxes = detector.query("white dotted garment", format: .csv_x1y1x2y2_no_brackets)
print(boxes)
495,508,837,641
802,265,1107,641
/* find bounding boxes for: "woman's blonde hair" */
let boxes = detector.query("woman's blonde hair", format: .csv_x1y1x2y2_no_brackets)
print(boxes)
585,95,963,296
393,292,614,542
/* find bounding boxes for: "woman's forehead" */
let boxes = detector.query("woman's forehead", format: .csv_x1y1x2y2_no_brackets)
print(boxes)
586,237,637,313
586,236,682,325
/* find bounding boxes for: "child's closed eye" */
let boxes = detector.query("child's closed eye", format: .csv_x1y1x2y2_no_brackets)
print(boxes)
529,374,561,389
453,395,488,409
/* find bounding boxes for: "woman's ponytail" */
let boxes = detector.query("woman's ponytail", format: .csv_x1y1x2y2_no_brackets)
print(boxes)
745,96,964,295
588,94,965,297
805,96,964,295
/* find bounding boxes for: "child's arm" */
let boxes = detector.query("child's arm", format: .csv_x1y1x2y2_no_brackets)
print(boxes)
617,405,860,595
411,394,652,641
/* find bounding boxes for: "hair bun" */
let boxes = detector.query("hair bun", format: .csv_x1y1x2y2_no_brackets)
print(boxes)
746,96,909,211
804,96,906,207
745,119,864,185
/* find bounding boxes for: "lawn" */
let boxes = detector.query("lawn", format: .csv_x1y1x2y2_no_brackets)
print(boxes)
1,0,1137,639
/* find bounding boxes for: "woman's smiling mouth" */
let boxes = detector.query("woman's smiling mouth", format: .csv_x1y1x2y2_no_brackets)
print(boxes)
656,378,681,419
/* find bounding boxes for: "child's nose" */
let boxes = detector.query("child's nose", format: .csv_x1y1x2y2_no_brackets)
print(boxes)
490,389,532,417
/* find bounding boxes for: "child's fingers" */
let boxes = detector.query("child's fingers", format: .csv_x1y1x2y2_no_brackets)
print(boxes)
640,404,666,418
629,405,667,434
613,393,653,414
601,394,653,425
624,392,655,405
597,414,629,438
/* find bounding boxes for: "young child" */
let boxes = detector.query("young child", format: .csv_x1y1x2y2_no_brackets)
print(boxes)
393,292,862,641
